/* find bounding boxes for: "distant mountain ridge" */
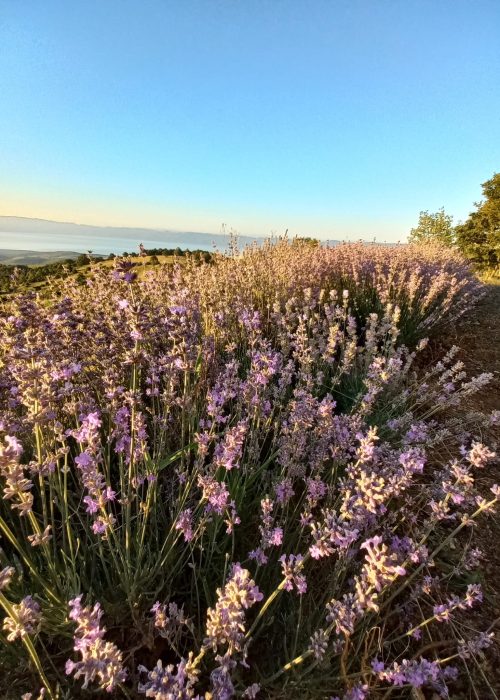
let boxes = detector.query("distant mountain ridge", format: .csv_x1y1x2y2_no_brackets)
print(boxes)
0,216,269,256
0,249,83,266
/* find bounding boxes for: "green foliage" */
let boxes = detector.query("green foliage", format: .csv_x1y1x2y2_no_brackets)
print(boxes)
75,254,90,266
408,208,455,246
293,237,321,247
455,172,500,269
0,259,78,294
121,246,214,261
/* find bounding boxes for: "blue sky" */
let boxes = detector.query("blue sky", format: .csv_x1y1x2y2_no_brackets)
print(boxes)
0,0,499,244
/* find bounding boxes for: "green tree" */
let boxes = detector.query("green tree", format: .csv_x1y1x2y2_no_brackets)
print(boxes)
408,208,454,246
455,172,500,269
76,254,89,267
293,236,321,247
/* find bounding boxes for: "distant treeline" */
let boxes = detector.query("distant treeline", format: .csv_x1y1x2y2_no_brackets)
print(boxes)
115,247,214,261
0,259,80,293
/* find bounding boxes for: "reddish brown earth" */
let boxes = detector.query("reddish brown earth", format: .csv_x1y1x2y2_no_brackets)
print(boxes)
433,282,500,697
442,282,500,414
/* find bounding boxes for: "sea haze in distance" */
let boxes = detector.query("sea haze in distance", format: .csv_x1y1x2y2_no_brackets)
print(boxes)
0,216,273,256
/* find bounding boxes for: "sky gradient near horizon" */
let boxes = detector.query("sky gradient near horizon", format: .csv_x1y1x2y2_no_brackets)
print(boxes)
1,0,499,245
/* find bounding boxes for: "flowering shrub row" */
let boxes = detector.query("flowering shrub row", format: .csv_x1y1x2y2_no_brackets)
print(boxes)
0,240,497,699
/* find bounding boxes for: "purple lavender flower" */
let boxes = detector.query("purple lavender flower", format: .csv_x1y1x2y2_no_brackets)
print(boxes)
83,495,99,514
309,510,359,560
112,259,137,283
3,595,41,641
21,690,46,700
250,496,285,557
138,658,200,699
433,584,482,622
0,566,15,590
209,657,235,700
306,477,327,505
464,583,482,607
224,500,241,534
110,404,133,457
204,564,263,656
279,554,307,595
151,600,190,641
248,547,268,566
213,420,248,471
360,536,406,592
373,656,457,695
274,478,294,505
27,524,52,547
92,517,109,535
330,683,369,700
309,628,329,660
66,595,127,692
72,412,102,443
175,509,194,542
326,593,360,637
0,434,33,516
404,422,429,445
242,683,261,698
465,441,496,469
268,527,283,546
198,475,230,516
458,631,494,659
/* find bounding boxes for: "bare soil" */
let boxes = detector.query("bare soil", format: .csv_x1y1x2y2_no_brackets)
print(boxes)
432,282,500,697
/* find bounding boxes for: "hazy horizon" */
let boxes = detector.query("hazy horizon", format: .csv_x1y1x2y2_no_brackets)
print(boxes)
0,214,397,258
0,216,276,255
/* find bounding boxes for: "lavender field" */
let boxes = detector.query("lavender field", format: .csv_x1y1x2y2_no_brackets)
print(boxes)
0,240,498,699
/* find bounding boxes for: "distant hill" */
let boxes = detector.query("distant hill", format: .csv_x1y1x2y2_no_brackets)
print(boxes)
0,216,269,256
0,249,82,266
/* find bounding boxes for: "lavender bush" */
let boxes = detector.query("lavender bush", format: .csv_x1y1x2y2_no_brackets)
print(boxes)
0,240,497,699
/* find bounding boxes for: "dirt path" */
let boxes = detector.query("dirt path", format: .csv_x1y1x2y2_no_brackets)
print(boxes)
439,283,500,695
448,282,500,414
425,282,500,413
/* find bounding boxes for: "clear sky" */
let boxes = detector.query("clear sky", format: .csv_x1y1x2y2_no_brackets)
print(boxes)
1,0,499,243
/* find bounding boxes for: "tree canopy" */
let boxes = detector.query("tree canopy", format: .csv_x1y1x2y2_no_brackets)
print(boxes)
408,208,455,246
455,172,500,268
